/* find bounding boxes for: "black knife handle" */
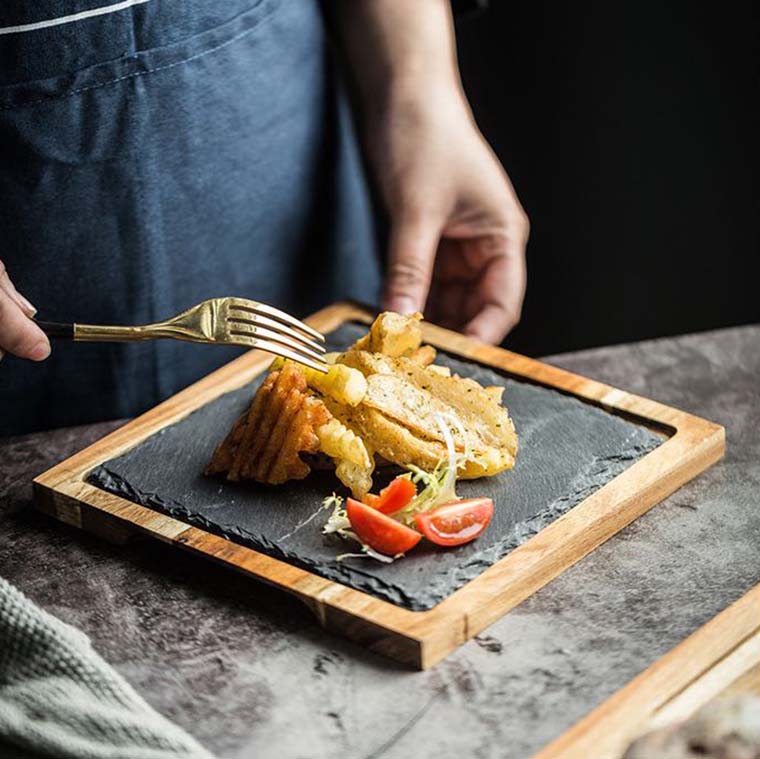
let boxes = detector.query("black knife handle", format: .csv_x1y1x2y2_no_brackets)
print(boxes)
36,321,75,339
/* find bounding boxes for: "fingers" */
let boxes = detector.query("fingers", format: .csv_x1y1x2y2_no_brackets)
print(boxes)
465,302,517,344
381,212,441,315
0,261,50,361
464,232,528,344
0,260,37,317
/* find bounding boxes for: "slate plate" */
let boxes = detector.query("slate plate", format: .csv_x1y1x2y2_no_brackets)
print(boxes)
89,323,663,611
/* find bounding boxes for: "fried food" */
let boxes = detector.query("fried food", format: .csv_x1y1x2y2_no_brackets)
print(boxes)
315,418,374,497
335,347,517,477
316,417,371,469
364,374,471,448
206,363,330,484
484,386,504,404
389,357,517,455
325,398,447,472
407,344,436,366
206,311,518,494
351,311,423,356
270,357,367,406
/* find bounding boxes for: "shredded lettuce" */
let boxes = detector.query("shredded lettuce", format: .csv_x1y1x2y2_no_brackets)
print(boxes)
322,493,344,511
319,412,468,558
277,494,343,542
441,411,470,463
395,413,464,526
336,546,396,564
321,493,349,534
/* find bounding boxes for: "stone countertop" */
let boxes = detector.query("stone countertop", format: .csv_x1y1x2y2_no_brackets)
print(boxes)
1,325,758,759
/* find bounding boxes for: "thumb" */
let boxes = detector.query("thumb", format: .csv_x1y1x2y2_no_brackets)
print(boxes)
382,213,440,315
0,288,50,361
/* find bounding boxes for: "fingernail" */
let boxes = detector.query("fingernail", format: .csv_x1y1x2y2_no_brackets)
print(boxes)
387,297,418,316
16,292,37,317
29,341,50,361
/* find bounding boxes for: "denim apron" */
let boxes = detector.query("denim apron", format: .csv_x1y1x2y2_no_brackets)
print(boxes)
0,0,380,435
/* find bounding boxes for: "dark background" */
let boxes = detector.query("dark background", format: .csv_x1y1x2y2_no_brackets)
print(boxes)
455,1,759,356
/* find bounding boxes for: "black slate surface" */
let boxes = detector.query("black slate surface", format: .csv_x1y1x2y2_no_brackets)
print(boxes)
88,323,663,610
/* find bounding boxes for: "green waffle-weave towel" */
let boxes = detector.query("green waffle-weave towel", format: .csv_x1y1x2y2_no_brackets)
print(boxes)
0,577,214,759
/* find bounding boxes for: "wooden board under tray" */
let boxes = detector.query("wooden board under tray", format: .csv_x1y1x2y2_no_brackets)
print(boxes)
537,583,760,759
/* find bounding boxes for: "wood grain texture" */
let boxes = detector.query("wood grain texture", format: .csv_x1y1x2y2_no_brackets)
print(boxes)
722,661,760,698
33,302,725,670
645,631,760,730
533,584,760,759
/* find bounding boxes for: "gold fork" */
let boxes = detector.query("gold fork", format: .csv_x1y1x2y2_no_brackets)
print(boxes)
36,297,327,373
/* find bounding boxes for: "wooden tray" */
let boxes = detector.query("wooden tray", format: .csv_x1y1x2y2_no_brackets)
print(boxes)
33,302,725,669
537,583,760,758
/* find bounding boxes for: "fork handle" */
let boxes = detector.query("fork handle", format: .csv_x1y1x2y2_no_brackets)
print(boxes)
35,320,198,343
36,321,75,339
36,321,149,342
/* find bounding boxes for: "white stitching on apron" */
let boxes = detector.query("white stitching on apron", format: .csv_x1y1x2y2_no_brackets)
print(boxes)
0,2,277,110
0,0,150,36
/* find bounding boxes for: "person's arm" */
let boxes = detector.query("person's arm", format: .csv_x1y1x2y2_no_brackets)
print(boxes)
331,0,528,343
0,260,50,361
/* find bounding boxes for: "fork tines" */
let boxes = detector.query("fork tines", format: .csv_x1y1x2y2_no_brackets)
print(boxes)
225,298,328,373
228,299,324,342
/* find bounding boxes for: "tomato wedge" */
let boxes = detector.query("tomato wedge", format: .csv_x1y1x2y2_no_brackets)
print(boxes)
363,476,417,515
414,498,494,547
347,498,422,555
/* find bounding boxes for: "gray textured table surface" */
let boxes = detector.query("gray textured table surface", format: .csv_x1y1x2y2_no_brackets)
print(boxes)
1,325,758,759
